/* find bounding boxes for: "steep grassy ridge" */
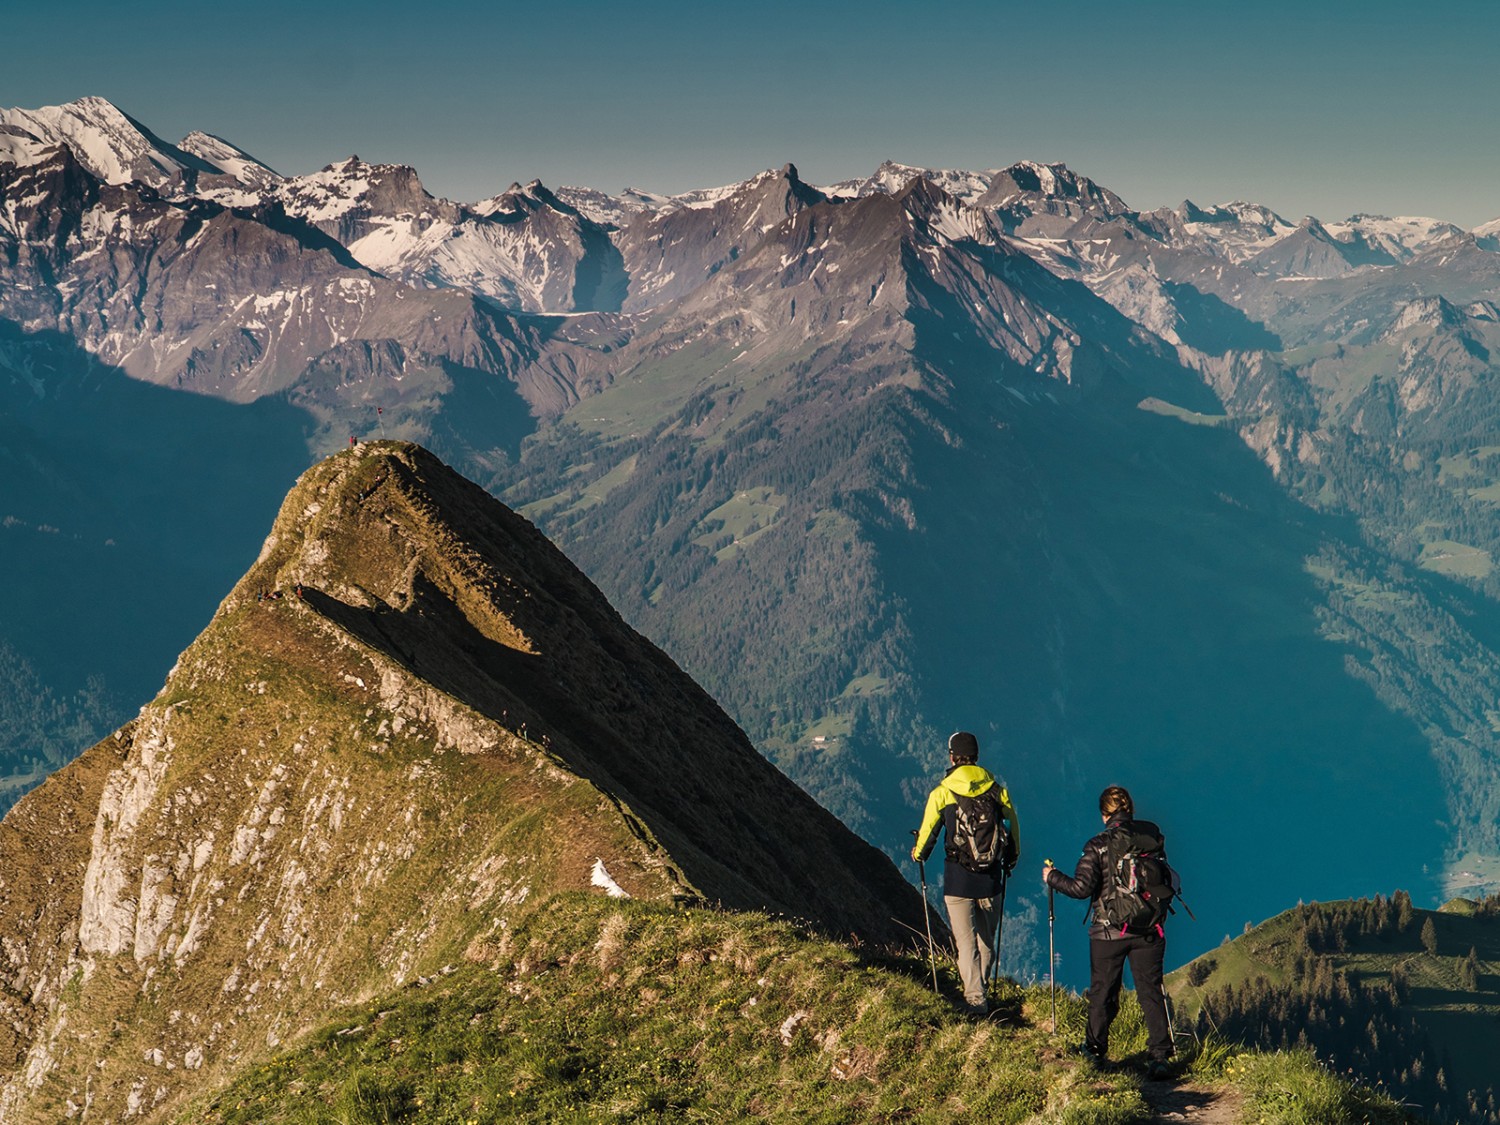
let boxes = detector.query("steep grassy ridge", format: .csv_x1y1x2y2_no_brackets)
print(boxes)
178,895,1426,1125
0,443,926,1123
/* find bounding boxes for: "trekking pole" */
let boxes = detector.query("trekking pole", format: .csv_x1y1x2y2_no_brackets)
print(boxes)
988,864,1008,986
911,831,940,995
1046,862,1057,1034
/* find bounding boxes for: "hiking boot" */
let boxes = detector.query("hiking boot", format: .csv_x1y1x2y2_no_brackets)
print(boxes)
1068,1042,1105,1064
1144,1059,1173,1081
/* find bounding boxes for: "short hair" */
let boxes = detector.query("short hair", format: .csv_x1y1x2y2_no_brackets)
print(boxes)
948,731,979,764
1099,785,1133,818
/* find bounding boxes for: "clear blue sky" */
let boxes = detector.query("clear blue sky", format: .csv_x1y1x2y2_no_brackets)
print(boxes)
7,0,1499,225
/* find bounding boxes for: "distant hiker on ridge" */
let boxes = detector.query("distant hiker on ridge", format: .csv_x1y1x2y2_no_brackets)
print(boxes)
911,731,1020,1018
1043,785,1176,1078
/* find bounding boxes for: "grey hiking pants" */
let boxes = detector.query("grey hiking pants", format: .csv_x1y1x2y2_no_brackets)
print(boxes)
944,895,998,1011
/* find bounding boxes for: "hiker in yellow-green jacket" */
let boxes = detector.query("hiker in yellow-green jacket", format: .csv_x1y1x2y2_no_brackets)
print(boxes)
911,731,1020,1017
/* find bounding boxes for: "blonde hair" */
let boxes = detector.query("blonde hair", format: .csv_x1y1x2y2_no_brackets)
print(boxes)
1099,785,1133,818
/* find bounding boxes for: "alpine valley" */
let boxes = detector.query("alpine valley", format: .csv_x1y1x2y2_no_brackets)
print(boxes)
5,96,1500,1004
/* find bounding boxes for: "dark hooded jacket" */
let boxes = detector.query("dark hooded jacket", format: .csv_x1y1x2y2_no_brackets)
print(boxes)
1047,817,1168,941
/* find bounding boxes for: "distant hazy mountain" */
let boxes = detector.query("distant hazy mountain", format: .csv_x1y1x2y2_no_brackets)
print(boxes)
826,158,998,204
6,96,1500,988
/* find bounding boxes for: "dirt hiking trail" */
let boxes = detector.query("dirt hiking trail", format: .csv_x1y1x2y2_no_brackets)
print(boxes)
1143,1079,1243,1123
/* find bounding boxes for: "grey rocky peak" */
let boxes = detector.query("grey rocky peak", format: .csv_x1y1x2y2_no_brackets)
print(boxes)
825,159,997,204
551,183,659,226
1384,293,1465,336
177,129,282,189
611,162,828,313
975,161,1150,253
0,95,226,193
1248,214,1393,278
477,178,571,219
271,154,463,249
1139,198,1298,265
980,160,1130,220
1173,198,1289,229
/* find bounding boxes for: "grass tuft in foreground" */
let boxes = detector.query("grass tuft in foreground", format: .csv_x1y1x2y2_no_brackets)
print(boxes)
1222,1049,1423,1125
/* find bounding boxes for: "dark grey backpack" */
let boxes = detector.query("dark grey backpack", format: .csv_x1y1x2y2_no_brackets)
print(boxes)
1094,823,1176,932
947,791,1008,873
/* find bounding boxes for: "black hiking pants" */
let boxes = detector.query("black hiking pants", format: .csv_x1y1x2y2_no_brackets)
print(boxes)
1086,931,1172,1061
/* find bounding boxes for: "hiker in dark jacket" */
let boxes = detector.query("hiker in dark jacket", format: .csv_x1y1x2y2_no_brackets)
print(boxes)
1043,785,1174,1077
911,731,1020,1017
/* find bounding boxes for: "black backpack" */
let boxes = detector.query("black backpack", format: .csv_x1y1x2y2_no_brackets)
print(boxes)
1093,823,1176,933
947,790,1009,873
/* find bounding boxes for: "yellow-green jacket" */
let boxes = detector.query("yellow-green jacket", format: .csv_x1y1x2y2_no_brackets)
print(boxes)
912,765,1020,896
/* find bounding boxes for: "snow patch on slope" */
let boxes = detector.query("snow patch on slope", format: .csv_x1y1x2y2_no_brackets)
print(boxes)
179,131,281,188
0,96,186,187
1323,214,1465,262
826,159,997,204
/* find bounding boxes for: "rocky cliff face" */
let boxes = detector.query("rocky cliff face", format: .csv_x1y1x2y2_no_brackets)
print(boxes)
0,145,549,402
0,442,924,1124
0,142,612,473
612,163,828,313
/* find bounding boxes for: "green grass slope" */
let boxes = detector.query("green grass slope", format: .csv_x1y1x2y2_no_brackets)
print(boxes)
174,895,1428,1125
1168,894,1500,1123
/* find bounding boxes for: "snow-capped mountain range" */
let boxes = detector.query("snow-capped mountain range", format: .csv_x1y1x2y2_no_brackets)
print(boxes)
0,95,278,196
7,91,1500,446
6,97,1495,328
8,92,1500,461
9,94,1500,1008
